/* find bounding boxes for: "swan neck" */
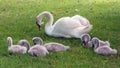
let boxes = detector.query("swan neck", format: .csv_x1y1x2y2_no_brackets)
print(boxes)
37,11,53,26
38,39,43,45
37,11,54,35
37,12,53,35
46,14,53,27
24,42,30,51
44,12,53,35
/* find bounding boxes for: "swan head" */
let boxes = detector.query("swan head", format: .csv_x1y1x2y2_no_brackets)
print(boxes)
36,11,53,31
91,37,99,49
81,34,91,46
36,19,44,30
32,37,43,45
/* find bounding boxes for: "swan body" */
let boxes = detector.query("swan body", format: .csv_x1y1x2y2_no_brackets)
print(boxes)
94,46,117,55
36,11,93,38
71,15,90,26
32,37,70,52
7,37,27,54
44,42,70,52
28,37,49,57
92,38,117,55
99,40,110,47
28,45,49,57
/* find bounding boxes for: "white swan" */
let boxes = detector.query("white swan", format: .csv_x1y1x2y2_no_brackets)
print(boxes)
32,37,70,52
28,37,49,57
92,38,117,55
36,11,93,38
7,37,28,54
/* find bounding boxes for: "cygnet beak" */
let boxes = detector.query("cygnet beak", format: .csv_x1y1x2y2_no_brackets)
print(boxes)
82,40,87,46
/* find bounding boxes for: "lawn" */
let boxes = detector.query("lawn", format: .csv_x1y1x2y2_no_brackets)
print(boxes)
0,0,120,68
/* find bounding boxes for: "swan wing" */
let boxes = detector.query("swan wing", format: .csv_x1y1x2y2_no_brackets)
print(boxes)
53,17,84,31
95,46,112,54
50,17,92,38
72,15,90,26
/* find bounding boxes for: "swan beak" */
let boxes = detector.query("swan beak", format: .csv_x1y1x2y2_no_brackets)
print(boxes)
36,21,41,31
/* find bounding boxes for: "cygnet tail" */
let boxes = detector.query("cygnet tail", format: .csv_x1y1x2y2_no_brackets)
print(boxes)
111,49,117,54
65,46,70,50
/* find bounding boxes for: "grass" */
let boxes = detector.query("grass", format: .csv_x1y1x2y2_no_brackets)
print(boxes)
0,0,120,68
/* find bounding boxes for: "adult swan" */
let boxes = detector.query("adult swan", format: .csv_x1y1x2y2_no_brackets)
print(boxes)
36,11,93,38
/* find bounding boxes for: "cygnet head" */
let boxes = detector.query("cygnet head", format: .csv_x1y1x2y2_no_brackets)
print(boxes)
32,37,43,45
18,39,30,51
91,37,99,49
7,37,13,47
81,34,91,46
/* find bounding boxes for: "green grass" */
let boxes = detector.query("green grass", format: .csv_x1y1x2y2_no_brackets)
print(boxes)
0,0,120,68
